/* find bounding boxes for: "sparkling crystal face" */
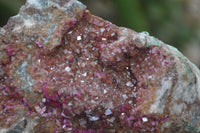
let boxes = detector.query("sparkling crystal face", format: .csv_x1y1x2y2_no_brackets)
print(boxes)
0,9,175,133
29,12,172,131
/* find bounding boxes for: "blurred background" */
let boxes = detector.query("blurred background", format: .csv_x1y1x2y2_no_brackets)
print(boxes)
0,0,200,67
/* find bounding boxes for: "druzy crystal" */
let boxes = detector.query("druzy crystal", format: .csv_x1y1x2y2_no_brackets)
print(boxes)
0,0,200,133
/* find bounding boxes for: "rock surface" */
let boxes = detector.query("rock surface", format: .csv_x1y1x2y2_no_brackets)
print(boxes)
0,0,200,133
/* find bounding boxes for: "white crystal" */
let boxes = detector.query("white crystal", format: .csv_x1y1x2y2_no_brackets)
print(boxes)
126,81,133,87
77,35,82,40
90,116,99,121
82,72,87,76
100,28,105,33
111,32,115,36
91,100,95,103
95,97,99,100
68,31,72,34
65,66,71,72
142,117,148,122
148,75,153,79
42,98,46,102
105,108,112,115
68,102,72,106
122,94,128,100
102,38,107,41
104,89,107,94
61,112,68,118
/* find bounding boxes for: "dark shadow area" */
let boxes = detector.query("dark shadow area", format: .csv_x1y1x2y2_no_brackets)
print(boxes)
0,0,26,27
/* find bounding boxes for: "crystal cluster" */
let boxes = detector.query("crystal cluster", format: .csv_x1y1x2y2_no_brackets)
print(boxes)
0,0,200,132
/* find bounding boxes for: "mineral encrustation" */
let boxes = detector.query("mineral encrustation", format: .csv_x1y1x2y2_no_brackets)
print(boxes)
1,0,200,133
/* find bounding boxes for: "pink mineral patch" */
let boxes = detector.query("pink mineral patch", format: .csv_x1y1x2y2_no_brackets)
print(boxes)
35,41,43,47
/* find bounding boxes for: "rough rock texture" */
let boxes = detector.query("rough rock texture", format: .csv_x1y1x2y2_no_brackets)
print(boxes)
0,0,200,133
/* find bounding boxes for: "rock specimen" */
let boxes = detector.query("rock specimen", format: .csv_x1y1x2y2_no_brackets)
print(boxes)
0,0,200,132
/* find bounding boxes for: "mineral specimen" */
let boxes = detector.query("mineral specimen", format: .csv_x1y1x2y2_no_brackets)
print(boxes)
0,0,200,133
